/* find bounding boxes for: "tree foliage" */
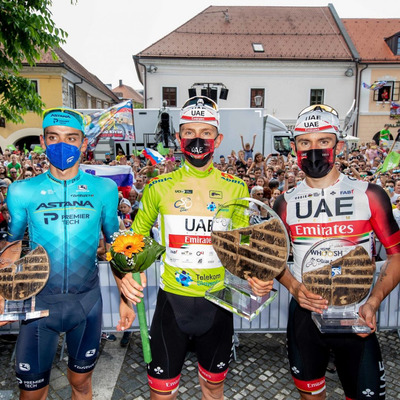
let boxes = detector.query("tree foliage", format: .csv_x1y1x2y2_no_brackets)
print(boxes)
0,0,68,123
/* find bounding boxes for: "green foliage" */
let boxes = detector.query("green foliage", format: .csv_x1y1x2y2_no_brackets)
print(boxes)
0,0,68,123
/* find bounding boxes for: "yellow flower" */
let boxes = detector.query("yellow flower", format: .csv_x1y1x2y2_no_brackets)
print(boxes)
113,234,145,258
106,252,112,262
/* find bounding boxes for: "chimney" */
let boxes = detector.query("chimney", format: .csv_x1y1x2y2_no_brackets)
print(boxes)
119,79,123,87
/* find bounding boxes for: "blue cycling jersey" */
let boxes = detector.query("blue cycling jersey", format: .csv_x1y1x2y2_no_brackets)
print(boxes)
7,170,119,296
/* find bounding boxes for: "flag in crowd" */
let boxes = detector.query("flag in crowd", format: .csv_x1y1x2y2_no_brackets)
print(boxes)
84,100,135,149
156,142,170,156
362,81,387,90
390,101,400,120
132,143,169,158
79,164,134,198
377,151,400,174
142,147,165,165
33,145,45,154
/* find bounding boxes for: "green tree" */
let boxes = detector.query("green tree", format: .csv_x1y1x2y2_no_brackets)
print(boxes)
0,0,68,123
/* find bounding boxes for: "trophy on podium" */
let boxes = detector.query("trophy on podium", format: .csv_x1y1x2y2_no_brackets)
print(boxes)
205,197,289,321
302,238,375,334
0,240,50,321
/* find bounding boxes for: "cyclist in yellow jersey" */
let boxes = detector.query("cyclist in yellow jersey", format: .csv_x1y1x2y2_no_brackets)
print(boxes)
121,96,273,400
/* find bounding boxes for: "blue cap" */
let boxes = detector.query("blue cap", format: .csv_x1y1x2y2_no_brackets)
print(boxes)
43,108,85,133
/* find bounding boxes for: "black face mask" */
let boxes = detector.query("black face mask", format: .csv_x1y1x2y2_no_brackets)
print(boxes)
180,137,215,168
297,148,335,178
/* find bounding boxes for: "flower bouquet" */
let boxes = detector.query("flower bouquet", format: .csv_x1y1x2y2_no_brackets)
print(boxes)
107,230,165,363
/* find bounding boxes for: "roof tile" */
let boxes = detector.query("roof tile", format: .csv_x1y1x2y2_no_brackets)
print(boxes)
343,19,400,62
138,6,353,60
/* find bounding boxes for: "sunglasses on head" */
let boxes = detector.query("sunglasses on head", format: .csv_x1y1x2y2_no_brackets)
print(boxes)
182,96,218,111
298,104,339,118
43,107,85,125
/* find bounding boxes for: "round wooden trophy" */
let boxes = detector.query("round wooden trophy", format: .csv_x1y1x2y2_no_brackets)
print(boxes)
206,197,289,321
302,238,375,333
0,240,50,321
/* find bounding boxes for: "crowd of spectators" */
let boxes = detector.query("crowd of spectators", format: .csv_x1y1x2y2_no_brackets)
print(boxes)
1,135,400,243
84,136,400,230
0,133,400,347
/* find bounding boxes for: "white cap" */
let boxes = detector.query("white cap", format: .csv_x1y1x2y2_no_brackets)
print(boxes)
179,96,219,129
119,198,131,208
293,105,340,139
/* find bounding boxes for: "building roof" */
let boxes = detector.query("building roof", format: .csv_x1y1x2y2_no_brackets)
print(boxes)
31,47,120,102
137,5,353,61
343,19,400,62
112,81,144,104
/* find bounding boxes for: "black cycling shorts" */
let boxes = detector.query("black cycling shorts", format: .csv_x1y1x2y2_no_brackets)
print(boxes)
15,288,102,391
287,298,386,399
147,289,234,395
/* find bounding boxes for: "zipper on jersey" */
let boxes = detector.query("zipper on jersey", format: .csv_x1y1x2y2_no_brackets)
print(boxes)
63,179,68,293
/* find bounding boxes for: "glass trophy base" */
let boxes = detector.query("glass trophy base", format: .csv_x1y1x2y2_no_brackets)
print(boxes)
312,311,371,334
0,298,49,321
205,280,278,321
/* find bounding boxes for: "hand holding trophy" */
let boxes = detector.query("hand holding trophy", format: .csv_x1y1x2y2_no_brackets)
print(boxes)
0,240,50,321
302,238,375,333
205,197,289,320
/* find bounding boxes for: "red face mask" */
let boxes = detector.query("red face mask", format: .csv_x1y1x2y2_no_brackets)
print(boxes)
180,138,215,167
297,148,335,178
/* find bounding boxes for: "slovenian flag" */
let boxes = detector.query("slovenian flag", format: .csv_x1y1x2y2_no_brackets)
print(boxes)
142,148,165,165
79,164,134,198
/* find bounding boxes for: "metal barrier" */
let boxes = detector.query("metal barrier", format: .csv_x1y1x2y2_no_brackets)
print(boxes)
98,260,396,333
1,260,398,334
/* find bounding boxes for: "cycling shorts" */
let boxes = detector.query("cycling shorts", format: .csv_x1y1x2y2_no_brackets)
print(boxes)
15,288,102,391
147,289,234,395
287,298,386,399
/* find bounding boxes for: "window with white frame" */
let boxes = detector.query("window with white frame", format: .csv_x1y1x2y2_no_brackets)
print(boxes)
162,87,177,107
30,79,39,94
28,80,39,111
373,81,400,102
68,83,75,108
310,89,324,105
250,88,265,108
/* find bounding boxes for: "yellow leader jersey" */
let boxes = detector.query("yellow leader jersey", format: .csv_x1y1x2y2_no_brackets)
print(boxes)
132,162,249,297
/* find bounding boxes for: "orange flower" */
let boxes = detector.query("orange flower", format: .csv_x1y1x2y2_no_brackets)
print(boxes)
113,234,145,257
106,252,112,262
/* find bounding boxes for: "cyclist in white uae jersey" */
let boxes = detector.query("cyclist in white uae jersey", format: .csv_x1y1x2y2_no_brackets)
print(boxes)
120,96,274,400
273,104,400,400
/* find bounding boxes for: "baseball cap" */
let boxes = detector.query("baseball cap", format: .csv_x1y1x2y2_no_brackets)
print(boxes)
43,108,85,133
179,96,219,129
0,180,8,188
293,104,340,139
119,198,131,208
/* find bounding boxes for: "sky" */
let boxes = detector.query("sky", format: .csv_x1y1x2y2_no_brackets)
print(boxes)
50,0,399,91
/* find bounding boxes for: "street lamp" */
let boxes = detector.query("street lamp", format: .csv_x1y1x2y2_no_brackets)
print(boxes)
345,67,354,77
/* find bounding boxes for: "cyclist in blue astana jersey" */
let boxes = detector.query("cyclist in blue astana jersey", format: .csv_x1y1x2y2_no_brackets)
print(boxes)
0,108,134,400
